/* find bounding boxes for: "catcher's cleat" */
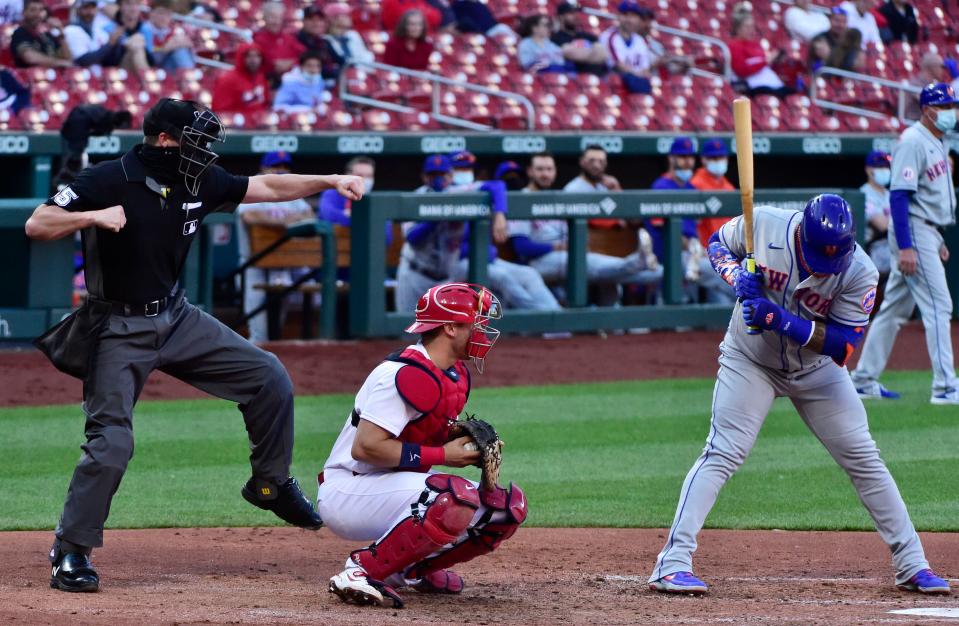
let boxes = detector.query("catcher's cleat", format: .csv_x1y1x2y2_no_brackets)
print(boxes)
241,476,323,530
410,569,465,594
329,566,405,608
50,552,99,593
897,569,952,595
649,571,708,595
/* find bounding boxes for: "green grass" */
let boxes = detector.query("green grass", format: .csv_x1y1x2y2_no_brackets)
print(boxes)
1,370,956,532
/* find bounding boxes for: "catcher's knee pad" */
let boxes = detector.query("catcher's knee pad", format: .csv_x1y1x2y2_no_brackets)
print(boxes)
352,474,480,581
411,482,527,578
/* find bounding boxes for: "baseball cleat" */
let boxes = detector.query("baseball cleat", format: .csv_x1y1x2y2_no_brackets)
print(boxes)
50,552,99,593
649,571,708,595
856,383,901,400
897,569,952,595
930,389,959,405
329,567,405,608
241,476,323,530
410,569,465,594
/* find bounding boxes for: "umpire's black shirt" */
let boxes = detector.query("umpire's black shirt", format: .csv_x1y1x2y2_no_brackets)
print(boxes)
48,146,248,304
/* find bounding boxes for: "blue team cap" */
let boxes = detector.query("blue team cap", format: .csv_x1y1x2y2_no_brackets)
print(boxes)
919,82,959,107
830,5,847,15
260,151,292,168
423,154,452,174
618,0,653,16
494,160,522,179
700,139,728,158
669,136,696,156
449,150,477,169
865,150,891,167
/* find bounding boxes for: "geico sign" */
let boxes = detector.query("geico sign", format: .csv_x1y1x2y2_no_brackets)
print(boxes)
580,136,623,153
501,136,546,153
421,136,467,153
250,135,299,153
0,135,29,154
86,135,121,154
802,137,842,154
871,137,896,153
337,135,384,154
731,137,771,154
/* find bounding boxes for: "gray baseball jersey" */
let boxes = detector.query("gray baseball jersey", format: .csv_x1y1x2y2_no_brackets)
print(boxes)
891,122,956,226
717,206,879,373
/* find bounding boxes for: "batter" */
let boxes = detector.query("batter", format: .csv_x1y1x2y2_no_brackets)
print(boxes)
648,195,950,595
851,82,959,404
319,282,527,608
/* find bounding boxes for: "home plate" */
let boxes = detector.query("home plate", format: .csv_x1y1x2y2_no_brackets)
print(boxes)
888,608,959,619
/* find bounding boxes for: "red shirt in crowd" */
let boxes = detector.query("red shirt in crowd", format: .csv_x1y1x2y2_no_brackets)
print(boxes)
212,43,271,116
382,36,434,70
381,0,442,33
727,37,767,79
253,28,307,76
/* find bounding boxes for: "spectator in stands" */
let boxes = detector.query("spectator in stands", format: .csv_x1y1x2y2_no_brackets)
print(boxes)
518,14,567,73
494,159,525,190
810,7,862,72
451,0,517,41
0,66,30,113
599,1,662,94
254,2,306,82
212,42,270,115
860,150,892,290
11,0,73,67
383,9,433,70
839,0,881,48
298,5,326,51
323,2,374,78
64,0,114,67
784,0,830,41
905,52,946,119
236,151,315,345
396,154,561,313
273,50,326,112
382,0,442,34
143,0,194,70
0,0,23,26
689,138,736,304
319,156,393,250
551,2,606,75
807,32,831,72
509,151,661,306
188,1,222,23
728,4,791,97
878,0,917,43
101,0,153,72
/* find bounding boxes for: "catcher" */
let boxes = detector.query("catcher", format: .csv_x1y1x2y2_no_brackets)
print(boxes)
318,282,527,608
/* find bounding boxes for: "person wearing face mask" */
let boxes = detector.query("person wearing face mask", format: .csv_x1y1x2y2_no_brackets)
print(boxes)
236,151,315,345
318,156,392,263
690,139,737,304
851,83,959,405
649,137,700,301
860,150,892,293
494,160,525,191
273,50,327,113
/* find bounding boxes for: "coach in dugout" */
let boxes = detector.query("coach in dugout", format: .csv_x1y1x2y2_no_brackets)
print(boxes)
25,98,363,593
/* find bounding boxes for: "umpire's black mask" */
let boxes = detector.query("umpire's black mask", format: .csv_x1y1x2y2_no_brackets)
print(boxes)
143,98,225,195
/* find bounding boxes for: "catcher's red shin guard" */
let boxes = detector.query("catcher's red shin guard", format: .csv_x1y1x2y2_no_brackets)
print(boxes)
409,482,527,579
352,474,480,581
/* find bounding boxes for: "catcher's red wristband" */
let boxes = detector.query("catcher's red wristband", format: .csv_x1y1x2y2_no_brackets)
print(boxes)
420,446,445,467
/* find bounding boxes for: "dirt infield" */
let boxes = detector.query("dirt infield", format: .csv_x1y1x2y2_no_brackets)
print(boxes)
0,322,952,407
1,527,957,625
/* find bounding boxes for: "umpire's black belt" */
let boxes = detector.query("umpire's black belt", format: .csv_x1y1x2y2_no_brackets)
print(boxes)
96,294,179,317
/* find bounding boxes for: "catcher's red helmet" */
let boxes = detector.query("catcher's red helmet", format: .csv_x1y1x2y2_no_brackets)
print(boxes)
405,283,502,371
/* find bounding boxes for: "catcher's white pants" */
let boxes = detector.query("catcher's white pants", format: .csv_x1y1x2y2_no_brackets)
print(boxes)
317,469,493,543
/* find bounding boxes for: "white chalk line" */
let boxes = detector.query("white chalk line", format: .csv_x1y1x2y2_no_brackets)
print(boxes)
602,575,959,584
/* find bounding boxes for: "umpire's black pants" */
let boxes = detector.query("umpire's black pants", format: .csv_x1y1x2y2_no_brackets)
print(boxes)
56,295,294,548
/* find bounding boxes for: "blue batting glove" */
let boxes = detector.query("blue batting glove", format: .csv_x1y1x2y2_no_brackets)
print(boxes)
742,297,784,332
733,267,764,300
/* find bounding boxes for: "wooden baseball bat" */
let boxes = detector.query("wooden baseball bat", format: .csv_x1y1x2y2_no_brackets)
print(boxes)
733,97,760,334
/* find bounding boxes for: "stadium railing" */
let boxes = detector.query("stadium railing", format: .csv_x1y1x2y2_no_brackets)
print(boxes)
811,66,922,122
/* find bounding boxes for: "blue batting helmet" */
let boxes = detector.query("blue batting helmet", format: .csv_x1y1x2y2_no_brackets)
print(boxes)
919,82,959,108
800,194,856,275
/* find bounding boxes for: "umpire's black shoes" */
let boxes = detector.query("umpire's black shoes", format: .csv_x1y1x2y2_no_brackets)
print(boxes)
50,552,99,593
242,476,323,530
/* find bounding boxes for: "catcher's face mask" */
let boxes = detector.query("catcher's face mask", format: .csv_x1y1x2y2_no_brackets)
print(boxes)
179,108,225,196
466,286,501,373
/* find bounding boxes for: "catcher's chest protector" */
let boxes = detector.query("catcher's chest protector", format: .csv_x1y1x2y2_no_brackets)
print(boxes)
389,348,471,449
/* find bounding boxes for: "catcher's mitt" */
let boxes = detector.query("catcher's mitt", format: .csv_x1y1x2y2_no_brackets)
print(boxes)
448,414,503,491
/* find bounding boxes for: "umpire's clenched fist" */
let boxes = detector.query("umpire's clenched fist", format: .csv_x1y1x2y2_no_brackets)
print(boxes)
94,205,126,233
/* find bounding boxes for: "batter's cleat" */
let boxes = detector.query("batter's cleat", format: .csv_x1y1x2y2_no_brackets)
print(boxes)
329,566,405,608
931,389,959,405
649,571,708,595
241,476,323,530
50,553,99,593
856,383,901,400
410,569,465,594
897,569,952,595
